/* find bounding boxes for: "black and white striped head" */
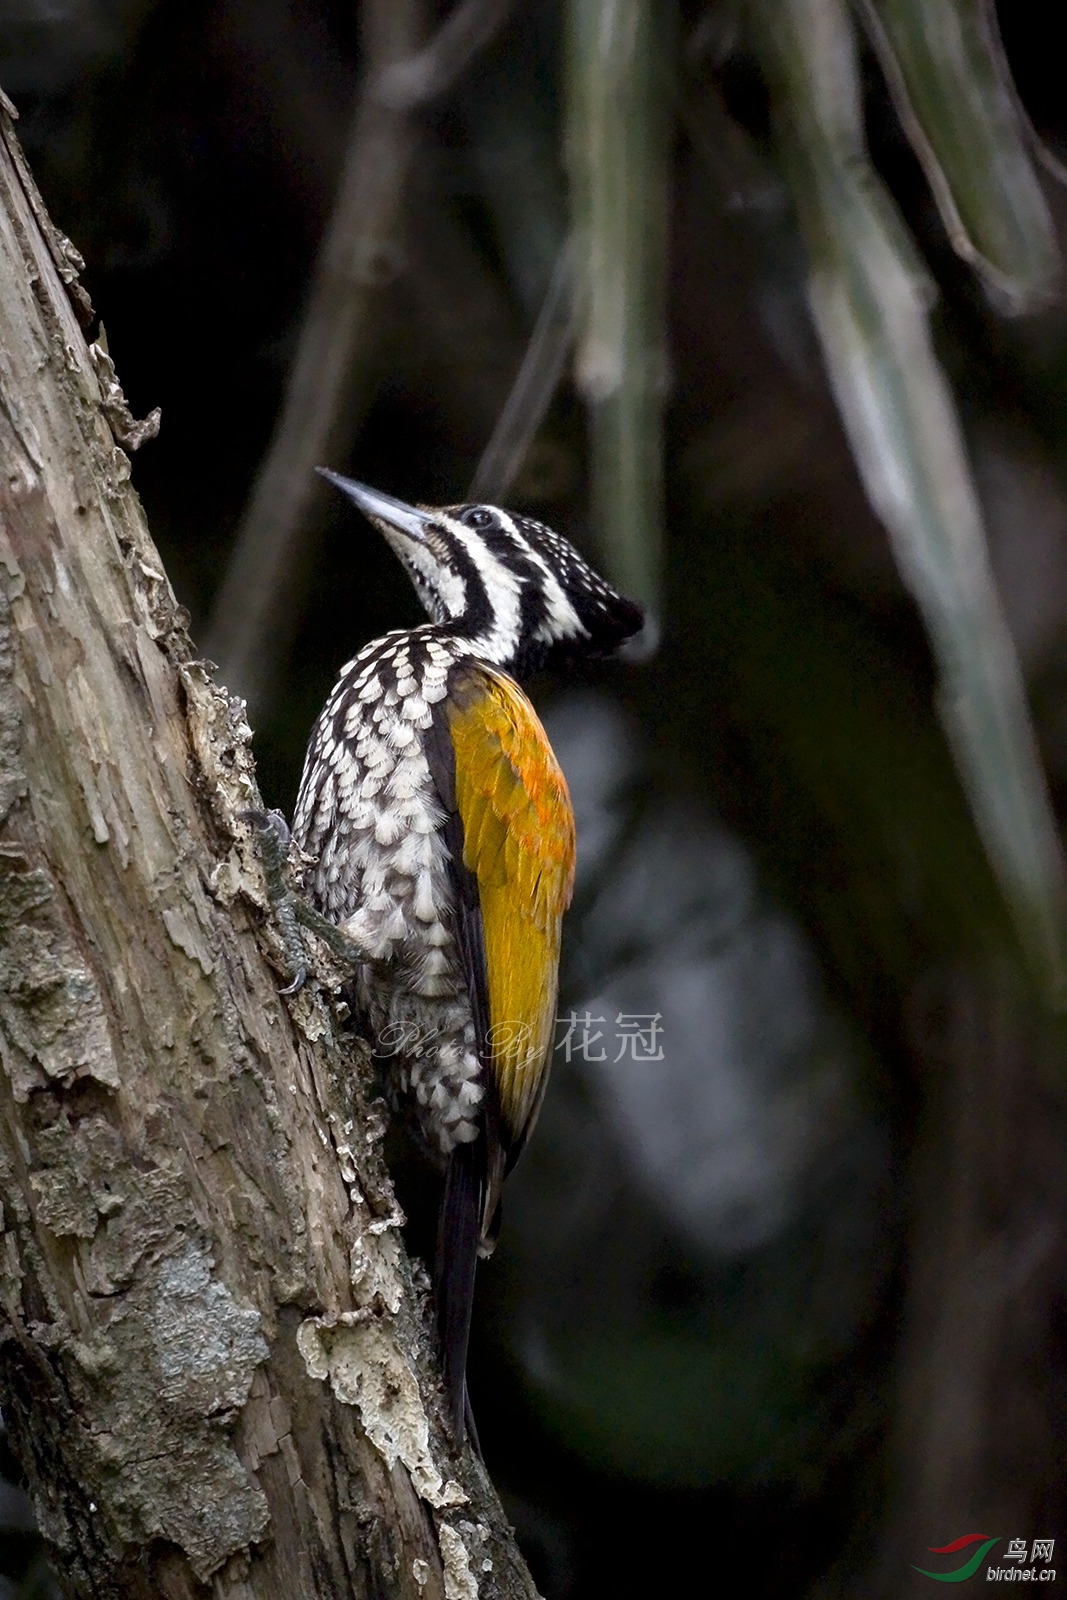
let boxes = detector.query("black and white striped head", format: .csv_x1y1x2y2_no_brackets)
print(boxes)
321,472,645,676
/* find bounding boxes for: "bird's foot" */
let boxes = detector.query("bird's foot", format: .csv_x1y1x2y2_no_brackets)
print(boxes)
242,808,367,993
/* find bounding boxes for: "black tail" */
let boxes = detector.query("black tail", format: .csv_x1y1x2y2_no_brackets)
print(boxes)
436,1141,482,1442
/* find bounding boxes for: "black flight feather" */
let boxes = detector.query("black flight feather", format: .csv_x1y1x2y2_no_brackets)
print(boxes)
424,684,502,1442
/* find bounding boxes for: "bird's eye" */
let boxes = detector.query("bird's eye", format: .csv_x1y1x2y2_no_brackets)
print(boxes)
462,507,494,529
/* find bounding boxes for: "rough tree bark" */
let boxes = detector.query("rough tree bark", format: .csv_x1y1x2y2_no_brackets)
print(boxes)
0,92,538,1600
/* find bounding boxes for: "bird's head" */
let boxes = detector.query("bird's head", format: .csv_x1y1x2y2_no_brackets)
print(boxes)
321,471,645,676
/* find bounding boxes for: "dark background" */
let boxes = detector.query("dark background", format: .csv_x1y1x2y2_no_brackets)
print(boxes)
2,2,1066,1595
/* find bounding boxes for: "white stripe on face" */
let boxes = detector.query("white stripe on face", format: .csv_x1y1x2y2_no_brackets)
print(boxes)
491,510,586,647
434,509,525,664
406,504,590,664
384,525,468,622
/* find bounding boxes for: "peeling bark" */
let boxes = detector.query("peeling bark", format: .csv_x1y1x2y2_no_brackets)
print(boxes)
0,91,538,1600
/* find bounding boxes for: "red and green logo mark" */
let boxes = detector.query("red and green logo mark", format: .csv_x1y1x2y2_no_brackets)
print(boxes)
913,1535,1000,1582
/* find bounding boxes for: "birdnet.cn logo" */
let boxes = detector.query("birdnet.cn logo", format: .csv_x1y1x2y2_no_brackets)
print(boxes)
913,1536,1057,1583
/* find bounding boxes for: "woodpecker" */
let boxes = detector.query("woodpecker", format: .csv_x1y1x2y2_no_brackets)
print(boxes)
291,473,644,1438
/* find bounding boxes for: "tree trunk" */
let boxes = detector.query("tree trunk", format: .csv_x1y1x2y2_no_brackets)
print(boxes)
0,90,537,1600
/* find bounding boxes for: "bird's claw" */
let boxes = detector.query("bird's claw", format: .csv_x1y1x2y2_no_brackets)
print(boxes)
242,807,365,990
240,807,292,869
242,808,313,992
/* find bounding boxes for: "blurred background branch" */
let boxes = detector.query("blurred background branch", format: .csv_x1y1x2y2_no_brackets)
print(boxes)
469,238,576,501
378,0,518,108
203,0,430,715
858,0,1060,313
566,0,672,620
750,0,1067,994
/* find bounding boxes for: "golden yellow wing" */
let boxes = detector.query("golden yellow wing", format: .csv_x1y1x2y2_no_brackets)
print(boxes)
446,663,576,1161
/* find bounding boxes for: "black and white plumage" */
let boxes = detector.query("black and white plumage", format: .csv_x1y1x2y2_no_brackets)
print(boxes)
292,474,643,1436
294,627,485,1149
